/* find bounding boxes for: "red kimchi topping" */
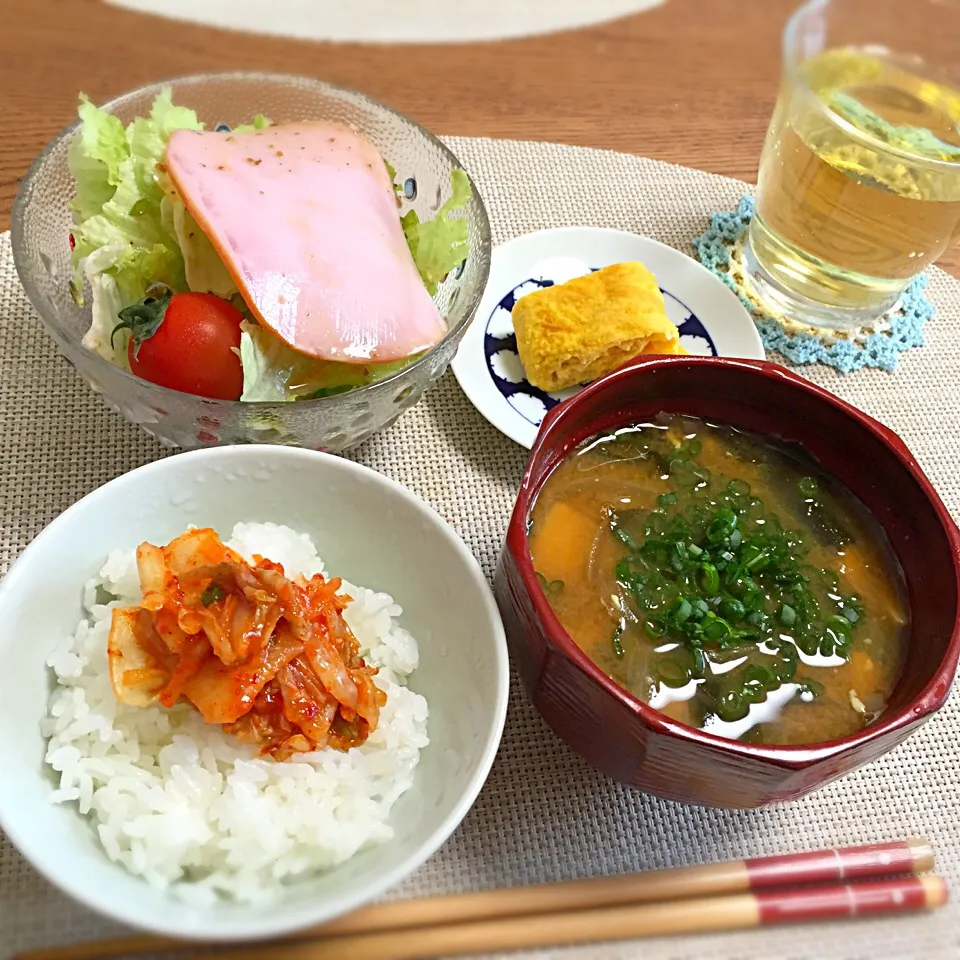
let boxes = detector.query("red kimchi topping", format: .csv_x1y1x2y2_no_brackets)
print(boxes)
107,528,386,759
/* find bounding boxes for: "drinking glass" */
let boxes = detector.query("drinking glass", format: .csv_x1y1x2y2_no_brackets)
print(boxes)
744,0,960,330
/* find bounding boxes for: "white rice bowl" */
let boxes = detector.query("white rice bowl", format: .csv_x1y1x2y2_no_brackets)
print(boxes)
41,521,429,904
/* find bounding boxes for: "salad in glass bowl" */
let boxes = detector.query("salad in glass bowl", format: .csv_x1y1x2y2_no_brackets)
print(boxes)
13,73,491,449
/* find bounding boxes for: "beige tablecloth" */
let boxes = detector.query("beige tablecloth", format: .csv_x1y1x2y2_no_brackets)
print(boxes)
2,137,959,959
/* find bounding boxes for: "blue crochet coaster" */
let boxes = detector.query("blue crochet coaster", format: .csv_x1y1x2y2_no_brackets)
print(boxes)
692,195,934,373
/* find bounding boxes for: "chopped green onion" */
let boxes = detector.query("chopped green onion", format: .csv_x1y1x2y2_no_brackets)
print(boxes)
657,659,691,688
612,626,625,658
796,632,819,656
772,651,798,683
692,598,711,618
692,465,712,488
778,603,797,627
841,604,860,624
840,595,863,623
594,430,869,707
690,643,707,677
820,633,838,658
798,678,826,699
826,614,852,641
707,508,738,543
719,597,745,620
201,582,225,606
717,689,749,721
744,663,775,688
744,612,767,632
742,542,771,571
613,527,640,551
699,562,720,595
670,597,694,624
741,664,773,703
702,614,732,642
742,587,765,612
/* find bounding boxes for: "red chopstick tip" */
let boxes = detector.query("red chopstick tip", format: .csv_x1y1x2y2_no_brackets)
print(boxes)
920,875,948,908
756,875,946,925
744,839,934,890
907,838,936,874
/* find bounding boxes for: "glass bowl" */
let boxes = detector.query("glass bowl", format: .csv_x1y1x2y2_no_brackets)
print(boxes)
11,73,491,451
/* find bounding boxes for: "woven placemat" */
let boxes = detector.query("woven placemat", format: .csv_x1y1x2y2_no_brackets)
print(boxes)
2,137,960,960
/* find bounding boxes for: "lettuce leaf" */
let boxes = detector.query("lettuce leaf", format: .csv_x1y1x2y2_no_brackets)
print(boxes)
71,96,127,192
384,160,402,197
69,88,202,311
233,114,272,133
170,196,238,298
400,168,472,295
239,326,303,402
239,322,371,402
127,89,203,207
239,321,419,402
68,99,127,223
83,272,129,368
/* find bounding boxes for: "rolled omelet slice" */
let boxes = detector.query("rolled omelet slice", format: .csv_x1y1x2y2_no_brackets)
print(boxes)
512,261,686,392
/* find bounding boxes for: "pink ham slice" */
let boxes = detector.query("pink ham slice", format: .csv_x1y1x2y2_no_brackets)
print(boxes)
164,122,446,363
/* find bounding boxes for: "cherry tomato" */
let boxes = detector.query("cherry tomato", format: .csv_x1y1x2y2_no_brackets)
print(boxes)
127,292,244,400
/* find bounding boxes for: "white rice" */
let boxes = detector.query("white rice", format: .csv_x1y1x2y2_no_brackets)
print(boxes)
41,522,429,903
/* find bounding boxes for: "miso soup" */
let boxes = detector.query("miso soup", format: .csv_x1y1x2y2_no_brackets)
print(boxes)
528,413,909,746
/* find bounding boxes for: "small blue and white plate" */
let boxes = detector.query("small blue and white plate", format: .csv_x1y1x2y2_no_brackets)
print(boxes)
451,227,765,449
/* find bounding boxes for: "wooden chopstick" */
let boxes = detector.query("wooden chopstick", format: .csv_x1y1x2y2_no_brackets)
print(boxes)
203,875,951,960
12,838,937,960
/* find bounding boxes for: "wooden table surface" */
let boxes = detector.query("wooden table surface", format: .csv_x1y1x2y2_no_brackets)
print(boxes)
4,0,959,276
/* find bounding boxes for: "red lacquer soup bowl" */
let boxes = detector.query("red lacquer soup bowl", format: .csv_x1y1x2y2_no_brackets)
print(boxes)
495,354,960,809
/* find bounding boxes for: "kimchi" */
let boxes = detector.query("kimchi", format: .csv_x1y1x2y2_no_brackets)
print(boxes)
107,528,386,759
